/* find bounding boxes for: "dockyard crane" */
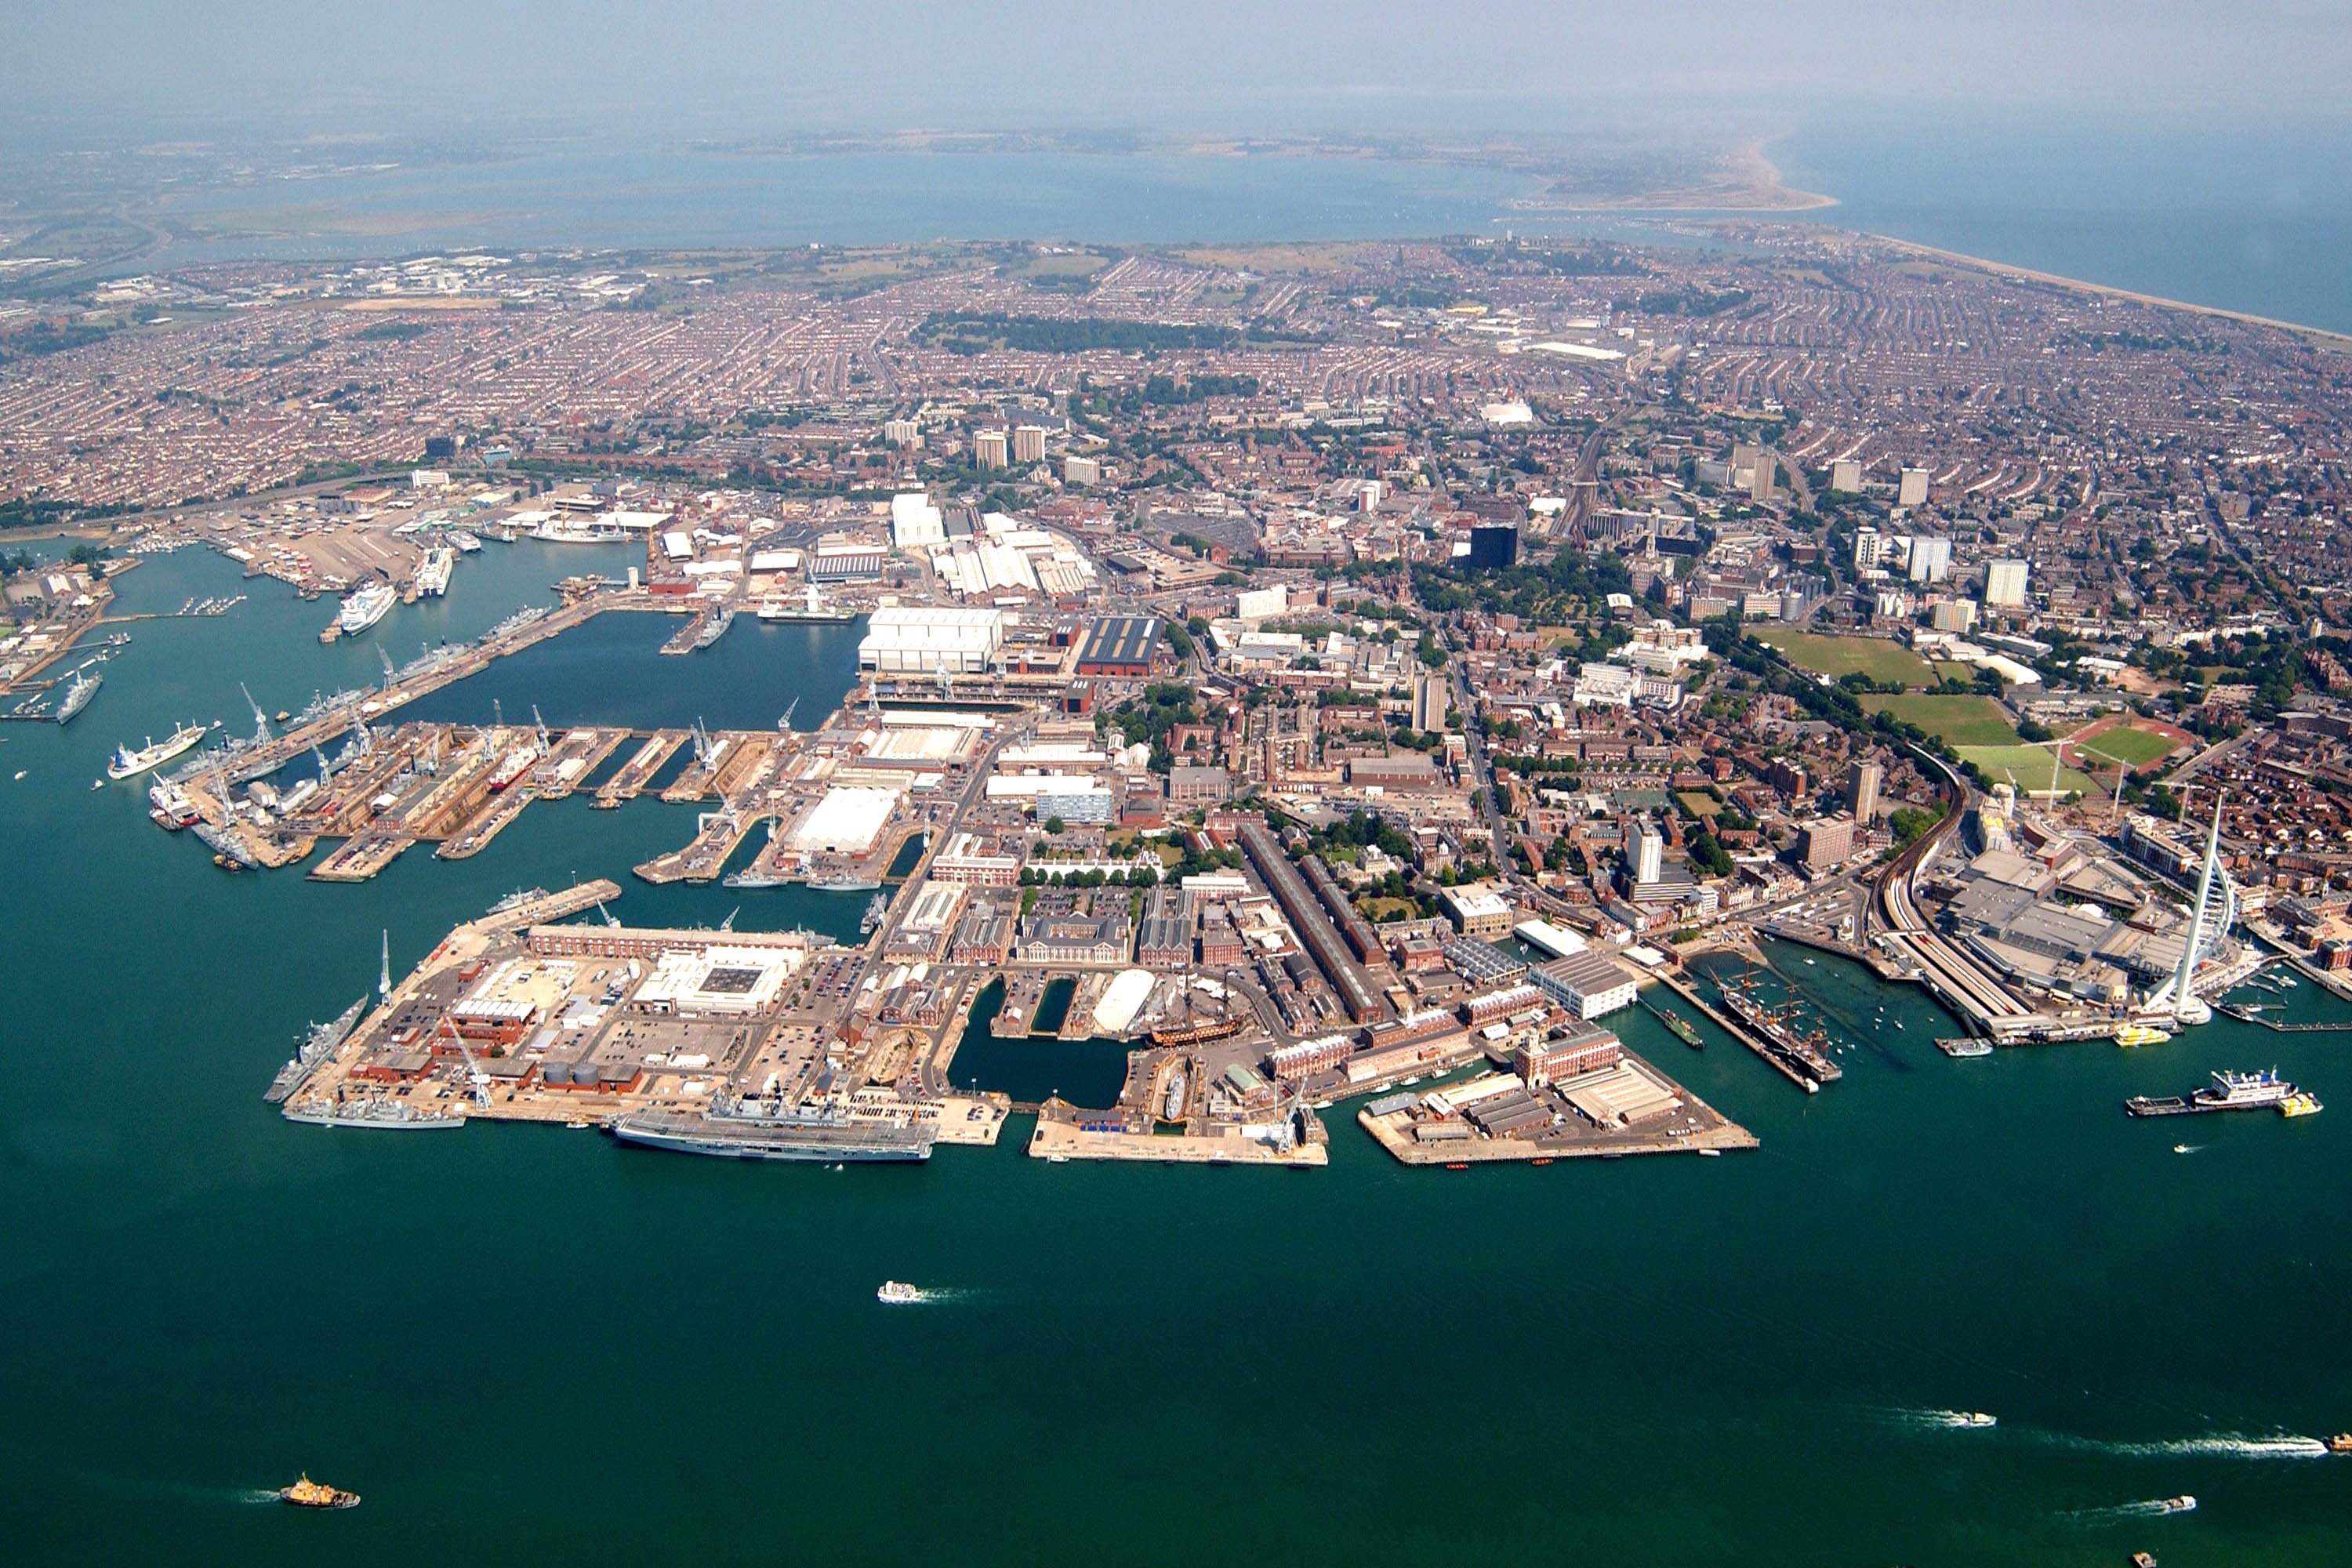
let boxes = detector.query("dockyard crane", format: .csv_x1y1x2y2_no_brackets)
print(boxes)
531,704,551,752
312,742,334,785
377,646,397,690
720,906,739,932
239,682,273,744
595,900,621,928
378,929,392,1001
492,698,505,732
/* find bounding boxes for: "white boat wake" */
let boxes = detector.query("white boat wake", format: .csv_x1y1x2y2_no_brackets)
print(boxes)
2060,1497,2194,1523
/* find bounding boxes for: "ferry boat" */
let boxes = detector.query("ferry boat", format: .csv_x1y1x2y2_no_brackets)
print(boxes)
759,582,855,623
1936,1036,1995,1058
336,579,397,638
2127,1068,2300,1117
877,1280,921,1305
278,1475,359,1510
448,529,483,553
53,661,103,724
107,720,211,780
2114,1023,2172,1048
2327,1433,2352,1454
147,780,199,829
413,545,455,598
2280,1091,2324,1118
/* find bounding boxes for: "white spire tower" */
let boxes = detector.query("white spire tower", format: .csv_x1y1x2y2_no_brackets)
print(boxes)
2153,794,2230,1025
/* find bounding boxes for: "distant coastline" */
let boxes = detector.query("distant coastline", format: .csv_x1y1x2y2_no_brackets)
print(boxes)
1507,136,1837,214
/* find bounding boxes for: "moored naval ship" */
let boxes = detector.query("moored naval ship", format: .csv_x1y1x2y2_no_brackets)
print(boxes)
1716,975,1843,1087
691,605,735,649
608,1098,935,1162
53,660,103,724
263,996,371,1104
281,1093,464,1130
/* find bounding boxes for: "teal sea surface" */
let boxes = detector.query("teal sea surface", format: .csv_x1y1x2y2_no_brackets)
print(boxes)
2,547,2349,1562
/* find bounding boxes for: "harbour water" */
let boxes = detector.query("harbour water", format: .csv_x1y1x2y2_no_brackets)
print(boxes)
3,549,2350,1563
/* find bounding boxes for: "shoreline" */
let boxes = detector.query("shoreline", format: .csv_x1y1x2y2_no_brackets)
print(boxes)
1857,233,2352,350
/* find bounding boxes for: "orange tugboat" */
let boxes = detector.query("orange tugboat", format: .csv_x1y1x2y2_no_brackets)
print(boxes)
2327,1433,2352,1454
278,1475,360,1509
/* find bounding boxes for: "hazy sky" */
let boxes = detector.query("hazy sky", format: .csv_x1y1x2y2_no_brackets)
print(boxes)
5,2,2350,140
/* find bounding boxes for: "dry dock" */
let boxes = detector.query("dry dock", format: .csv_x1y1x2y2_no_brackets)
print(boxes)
594,729,688,808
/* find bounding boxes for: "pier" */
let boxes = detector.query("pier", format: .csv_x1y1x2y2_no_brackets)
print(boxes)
594,729,688,808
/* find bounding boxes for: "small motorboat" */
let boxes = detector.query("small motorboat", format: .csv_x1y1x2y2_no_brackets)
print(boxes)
877,1280,921,1305
1955,1411,1997,1428
2157,1495,2195,1515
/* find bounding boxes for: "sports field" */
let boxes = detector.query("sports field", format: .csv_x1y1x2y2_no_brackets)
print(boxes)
1862,694,2020,748
2074,724,2180,768
1955,744,2101,797
1755,630,1936,687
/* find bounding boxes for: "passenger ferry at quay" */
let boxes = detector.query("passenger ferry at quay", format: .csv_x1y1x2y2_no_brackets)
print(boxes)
2126,1069,2321,1118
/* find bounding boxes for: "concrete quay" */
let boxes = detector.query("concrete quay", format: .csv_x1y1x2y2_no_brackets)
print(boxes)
1358,1105,1758,1165
1028,1115,1328,1167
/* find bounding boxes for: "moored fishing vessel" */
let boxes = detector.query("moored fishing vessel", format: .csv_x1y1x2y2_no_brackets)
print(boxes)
107,720,211,780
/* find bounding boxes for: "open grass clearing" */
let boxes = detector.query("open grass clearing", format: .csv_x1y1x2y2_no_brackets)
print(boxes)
1862,693,2020,748
1755,629,1935,686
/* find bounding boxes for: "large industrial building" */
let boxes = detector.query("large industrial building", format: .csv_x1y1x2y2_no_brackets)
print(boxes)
1075,615,1164,678
859,606,1005,675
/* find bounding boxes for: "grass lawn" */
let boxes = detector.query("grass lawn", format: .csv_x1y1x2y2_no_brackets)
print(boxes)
1756,629,1936,687
2077,725,2178,767
1863,693,2020,747
1677,790,1723,818
1957,743,2101,797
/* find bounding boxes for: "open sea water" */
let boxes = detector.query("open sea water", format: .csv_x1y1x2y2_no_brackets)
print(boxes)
2,546,2349,1563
